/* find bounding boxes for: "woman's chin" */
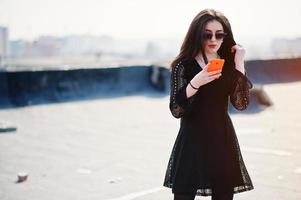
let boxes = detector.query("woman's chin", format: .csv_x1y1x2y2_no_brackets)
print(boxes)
206,48,218,54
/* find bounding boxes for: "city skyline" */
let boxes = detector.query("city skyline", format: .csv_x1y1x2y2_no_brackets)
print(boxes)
0,0,300,41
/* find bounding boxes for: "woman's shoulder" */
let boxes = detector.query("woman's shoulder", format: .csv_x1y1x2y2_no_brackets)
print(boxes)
173,59,195,69
171,59,196,80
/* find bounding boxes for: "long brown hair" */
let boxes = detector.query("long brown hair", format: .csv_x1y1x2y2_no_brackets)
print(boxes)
170,8,237,71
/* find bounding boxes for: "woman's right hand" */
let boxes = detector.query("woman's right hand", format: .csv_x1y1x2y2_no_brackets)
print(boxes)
190,63,222,88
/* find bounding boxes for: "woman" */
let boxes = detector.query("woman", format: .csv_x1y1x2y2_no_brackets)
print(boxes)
163,9,254,200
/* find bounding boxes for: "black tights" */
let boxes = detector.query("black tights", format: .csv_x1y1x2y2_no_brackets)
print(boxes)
173,194,195,200
174,190,233,200
211,190,233,200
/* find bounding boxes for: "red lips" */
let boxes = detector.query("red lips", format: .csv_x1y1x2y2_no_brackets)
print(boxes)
208,44,217,48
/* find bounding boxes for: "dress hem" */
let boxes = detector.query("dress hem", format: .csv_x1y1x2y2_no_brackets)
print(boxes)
163,183,254,196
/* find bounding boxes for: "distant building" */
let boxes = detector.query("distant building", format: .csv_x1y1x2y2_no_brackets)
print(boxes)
30,36,62,57
9,40,28,58
271,37,301,58
0,26,9,67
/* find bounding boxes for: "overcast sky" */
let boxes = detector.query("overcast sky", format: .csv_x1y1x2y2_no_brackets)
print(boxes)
0,0,300,41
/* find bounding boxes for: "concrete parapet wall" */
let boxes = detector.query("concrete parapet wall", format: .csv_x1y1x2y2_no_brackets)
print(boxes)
0,57,300,108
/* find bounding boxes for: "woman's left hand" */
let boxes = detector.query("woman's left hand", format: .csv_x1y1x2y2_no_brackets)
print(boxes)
231,44,246,73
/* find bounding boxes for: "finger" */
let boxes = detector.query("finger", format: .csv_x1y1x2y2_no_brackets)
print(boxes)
234,44,244,50
213,74,222,79
208,74,220,79
209,74,221,79
203,63,210,69
232,44,240,50
208,72,221,77
208,70,222,75
209,76,216,81
215,74,222,79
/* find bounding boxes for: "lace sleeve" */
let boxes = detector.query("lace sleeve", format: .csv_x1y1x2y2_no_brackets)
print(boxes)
229,68,253,111
169,62,196,118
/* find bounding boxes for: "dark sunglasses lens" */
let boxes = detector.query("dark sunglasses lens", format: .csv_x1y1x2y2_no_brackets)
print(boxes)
216,33,226,40
204,33,213,40
203,33,227,40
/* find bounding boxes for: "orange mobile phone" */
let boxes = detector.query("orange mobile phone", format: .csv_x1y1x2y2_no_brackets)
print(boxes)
207,59,225,72
207,59,225,79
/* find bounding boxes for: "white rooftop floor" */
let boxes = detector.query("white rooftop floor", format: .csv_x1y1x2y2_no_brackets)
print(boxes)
0,81,301,200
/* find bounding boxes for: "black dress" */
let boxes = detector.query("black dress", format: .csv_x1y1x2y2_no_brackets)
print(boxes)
163,58,254,196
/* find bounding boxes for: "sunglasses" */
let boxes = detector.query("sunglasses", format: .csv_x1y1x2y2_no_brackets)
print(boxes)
203,32,227,40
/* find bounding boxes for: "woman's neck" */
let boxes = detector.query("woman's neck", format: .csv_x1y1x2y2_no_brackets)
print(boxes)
196,52,220,63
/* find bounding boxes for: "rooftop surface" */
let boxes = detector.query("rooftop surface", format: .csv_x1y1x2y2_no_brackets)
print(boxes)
0,81,301,200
